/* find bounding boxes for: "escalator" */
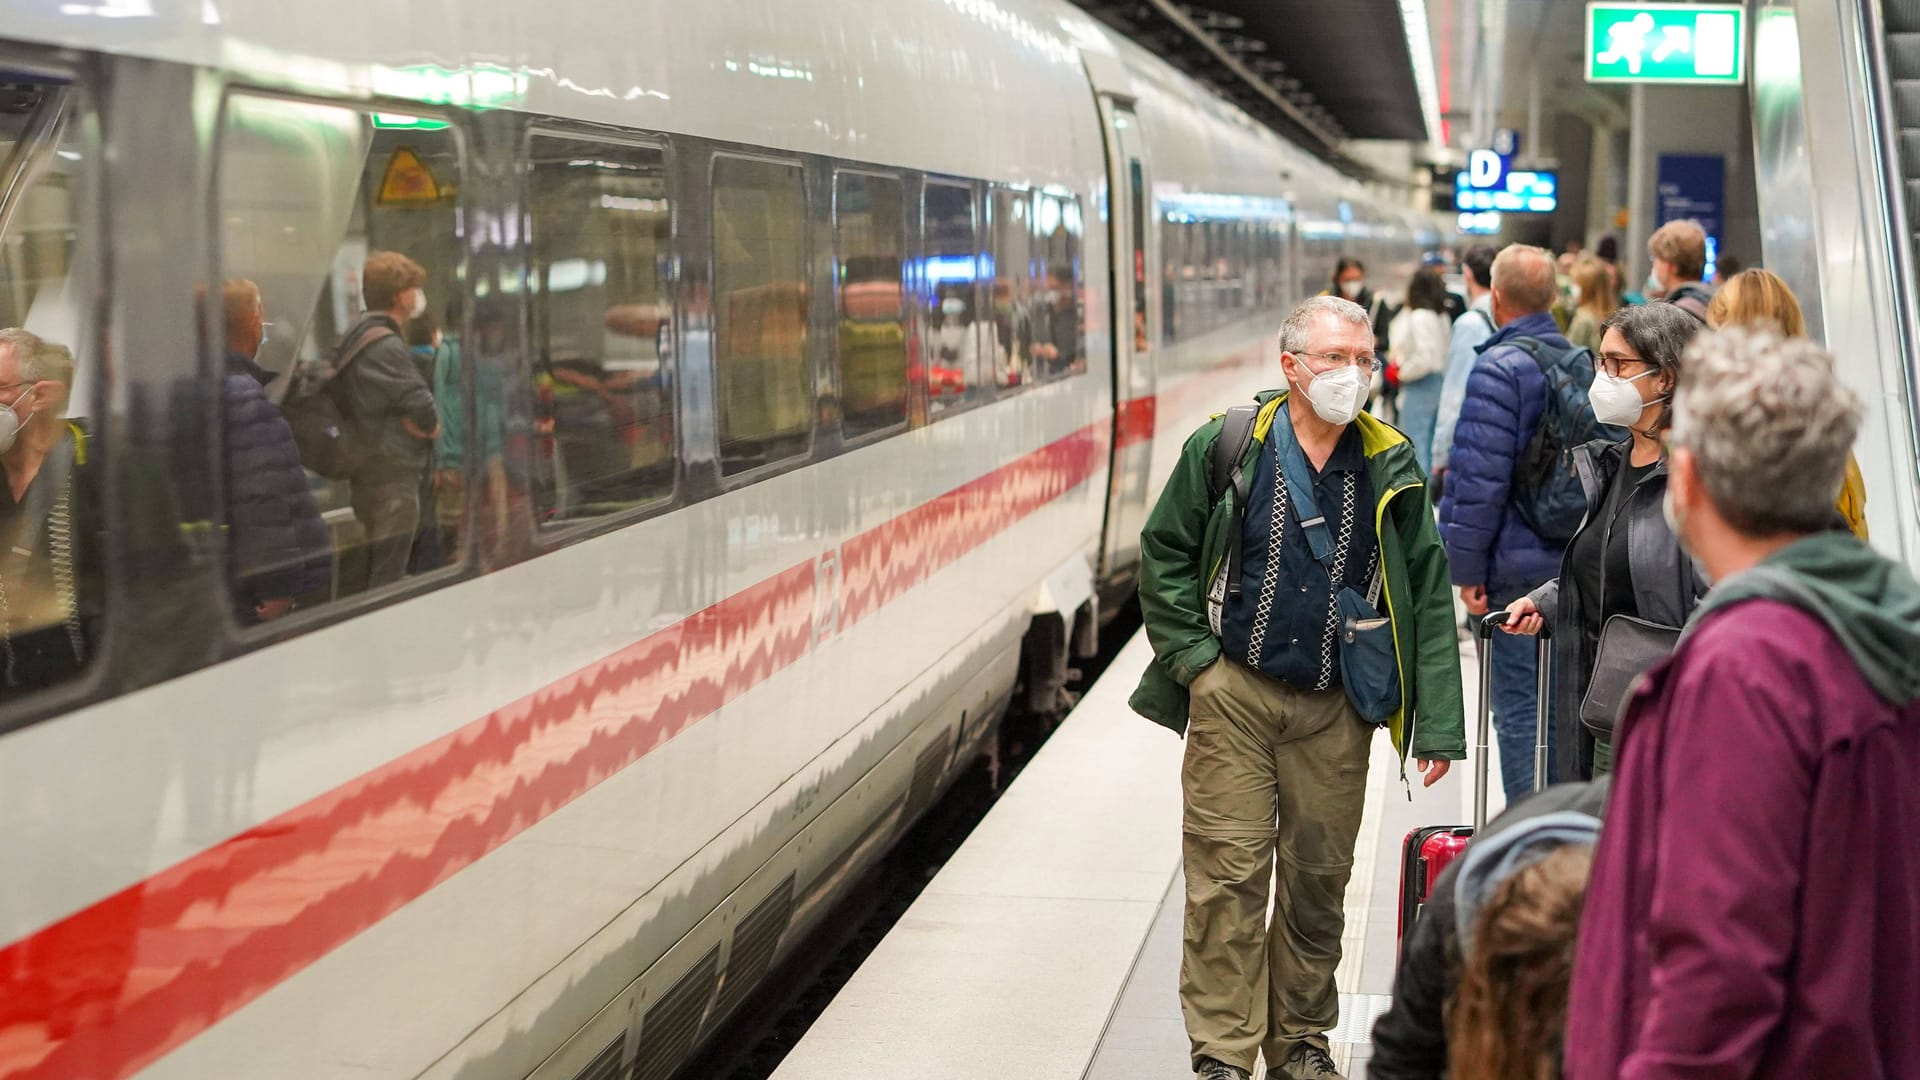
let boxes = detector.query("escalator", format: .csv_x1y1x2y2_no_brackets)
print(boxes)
1886,0,1920,273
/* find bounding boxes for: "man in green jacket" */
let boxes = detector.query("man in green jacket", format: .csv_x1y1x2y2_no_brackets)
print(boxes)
1129,295,1466,1080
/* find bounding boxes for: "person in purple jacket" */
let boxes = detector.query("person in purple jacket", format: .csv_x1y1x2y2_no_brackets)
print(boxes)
1564,327,1920,1080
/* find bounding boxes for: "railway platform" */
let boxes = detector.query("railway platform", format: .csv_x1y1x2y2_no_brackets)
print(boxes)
772,628,1497,1080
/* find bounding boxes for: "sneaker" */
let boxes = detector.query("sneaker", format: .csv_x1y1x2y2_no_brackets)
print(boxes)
1195,1057,1250,1080
1279,1043,1345,1080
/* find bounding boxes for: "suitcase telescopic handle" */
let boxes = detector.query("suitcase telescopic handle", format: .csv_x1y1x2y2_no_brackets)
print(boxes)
1471,611,1554,831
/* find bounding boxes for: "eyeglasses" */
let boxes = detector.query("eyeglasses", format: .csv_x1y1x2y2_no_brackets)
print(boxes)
1597,352,1651,378
1293,350,1382,375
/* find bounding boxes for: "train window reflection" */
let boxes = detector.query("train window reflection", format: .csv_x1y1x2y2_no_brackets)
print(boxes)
832,171,908,439
217,93,466,618
1029,192,1083,381
922,181,984,415
988,186,1031,389
528,134,676,522
713,155,811,474
0,79,100,696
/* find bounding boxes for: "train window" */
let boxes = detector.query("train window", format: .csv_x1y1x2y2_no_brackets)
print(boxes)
712,155,810,474
832,171,908,439
987,186,1031,389
1028,192,1083,381
0,75,102,696
216,93,466,621
528,133,675,522
922,180,983,415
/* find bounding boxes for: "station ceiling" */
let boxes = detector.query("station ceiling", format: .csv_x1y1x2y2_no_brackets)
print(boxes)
1073,0,1432,154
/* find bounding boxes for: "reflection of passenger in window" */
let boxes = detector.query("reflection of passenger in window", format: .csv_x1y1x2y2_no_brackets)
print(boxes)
992,279,1024,386
929,285,995,404
0,328,99,690
221,281,331,623
1028,266,1082,379
334,252,440,591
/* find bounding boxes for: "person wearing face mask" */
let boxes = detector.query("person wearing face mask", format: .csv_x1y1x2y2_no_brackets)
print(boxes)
1322,257,1393,361
1563,256,1620,352
1563,328,1920,1080
1497,304,1706,776
1131,295,1464,1080
1439,244,1579,798
1644,219,1714,323
0,327,100,691
220,280,332,621
332,251,442,591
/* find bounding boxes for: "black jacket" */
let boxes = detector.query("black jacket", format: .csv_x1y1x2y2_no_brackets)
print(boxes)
334,313,438,476
1368,780,1612,1080
224,354,332,611
1528,440,1705,778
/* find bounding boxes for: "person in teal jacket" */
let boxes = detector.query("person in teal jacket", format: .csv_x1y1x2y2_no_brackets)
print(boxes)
1130,296,1465,1080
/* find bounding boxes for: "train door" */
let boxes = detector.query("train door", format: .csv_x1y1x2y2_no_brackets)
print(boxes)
1097,97,1157,589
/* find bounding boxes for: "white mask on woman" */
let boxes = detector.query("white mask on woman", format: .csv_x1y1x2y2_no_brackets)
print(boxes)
1339,279,1365,300
1589,368,1664,428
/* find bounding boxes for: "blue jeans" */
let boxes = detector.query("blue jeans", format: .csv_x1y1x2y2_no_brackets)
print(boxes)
1488,584,1559,800
1396,373,1443,474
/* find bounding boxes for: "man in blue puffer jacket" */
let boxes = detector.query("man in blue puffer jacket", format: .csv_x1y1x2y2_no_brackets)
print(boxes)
222,279,332,622
1438,245,1568,798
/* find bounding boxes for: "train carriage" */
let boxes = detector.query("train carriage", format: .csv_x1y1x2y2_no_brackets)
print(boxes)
0,3,1426,1078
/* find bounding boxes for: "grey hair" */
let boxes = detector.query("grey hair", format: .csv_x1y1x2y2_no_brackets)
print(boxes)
1491,244,1557,313
0,327,74,386
1279,295,1371,353
1670,327,1862,536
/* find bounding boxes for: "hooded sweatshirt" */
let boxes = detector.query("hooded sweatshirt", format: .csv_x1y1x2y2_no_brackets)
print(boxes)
1565,531,1920,1080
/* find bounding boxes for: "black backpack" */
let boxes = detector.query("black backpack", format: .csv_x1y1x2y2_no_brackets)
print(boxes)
281,324,391,480
1508,337,1617,543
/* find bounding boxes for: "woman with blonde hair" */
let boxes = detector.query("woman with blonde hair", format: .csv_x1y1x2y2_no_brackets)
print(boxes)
1564,256,1620,351
1706,269,1869,539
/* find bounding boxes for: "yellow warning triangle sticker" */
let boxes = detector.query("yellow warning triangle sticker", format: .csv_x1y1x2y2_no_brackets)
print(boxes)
377,147,442,206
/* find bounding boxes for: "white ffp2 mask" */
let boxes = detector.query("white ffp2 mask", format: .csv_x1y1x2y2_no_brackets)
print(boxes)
1300,363,1369,426
1589,369,1662,428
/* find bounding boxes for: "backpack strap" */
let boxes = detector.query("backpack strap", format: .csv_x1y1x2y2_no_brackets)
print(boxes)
1268,406,1338,570
1506,335,1597,391
1210,403,1261,604
318,324,396,421
333,324,395,379
1210,404,1260,506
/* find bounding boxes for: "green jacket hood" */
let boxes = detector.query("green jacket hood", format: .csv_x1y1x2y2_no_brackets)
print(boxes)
1693,531,1920,705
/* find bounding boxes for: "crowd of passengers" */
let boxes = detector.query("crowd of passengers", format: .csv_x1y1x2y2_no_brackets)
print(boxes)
0,252,476,691
1132,221,1919,1080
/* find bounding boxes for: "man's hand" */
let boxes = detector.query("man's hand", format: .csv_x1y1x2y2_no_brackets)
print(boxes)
1415,758,1451,787
1460,584,1489,615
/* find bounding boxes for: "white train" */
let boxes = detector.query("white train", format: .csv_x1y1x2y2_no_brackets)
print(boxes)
0,3,1432,1078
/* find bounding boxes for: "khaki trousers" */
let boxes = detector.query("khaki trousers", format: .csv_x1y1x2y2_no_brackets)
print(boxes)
1180,656,1373,1073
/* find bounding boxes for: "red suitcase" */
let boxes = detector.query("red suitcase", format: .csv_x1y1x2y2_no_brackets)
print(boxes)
1396,611,1551,951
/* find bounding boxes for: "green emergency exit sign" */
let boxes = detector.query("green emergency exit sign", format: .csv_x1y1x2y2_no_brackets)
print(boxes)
1586,3,1746,84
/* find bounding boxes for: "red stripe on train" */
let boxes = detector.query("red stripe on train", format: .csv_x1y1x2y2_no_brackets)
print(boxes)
0,423,1106,1080
1113,395,1156,450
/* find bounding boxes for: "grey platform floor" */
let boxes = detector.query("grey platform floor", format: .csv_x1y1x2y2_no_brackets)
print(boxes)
775,628,1500,1080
